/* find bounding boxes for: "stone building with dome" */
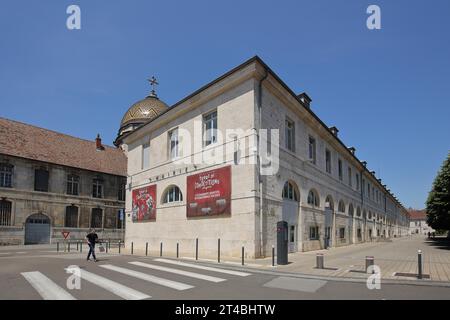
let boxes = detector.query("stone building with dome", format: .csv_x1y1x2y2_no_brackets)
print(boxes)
117,56,409,259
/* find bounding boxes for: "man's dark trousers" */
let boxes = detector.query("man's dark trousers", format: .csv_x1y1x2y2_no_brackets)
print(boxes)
87,243,96,260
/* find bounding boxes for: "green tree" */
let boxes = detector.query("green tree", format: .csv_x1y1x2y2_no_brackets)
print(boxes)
426,152,450,232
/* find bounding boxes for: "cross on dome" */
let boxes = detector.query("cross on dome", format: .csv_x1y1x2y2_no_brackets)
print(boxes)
148,76,159,97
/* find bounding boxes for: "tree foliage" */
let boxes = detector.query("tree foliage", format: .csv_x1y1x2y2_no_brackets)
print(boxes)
426,152,450,230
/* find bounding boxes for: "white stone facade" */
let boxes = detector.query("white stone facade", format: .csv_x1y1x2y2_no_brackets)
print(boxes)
121,57,409,259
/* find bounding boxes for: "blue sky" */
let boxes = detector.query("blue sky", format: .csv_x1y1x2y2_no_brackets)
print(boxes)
1,0,449,209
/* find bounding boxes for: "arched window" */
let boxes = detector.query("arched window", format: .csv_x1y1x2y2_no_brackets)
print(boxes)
338,200,345,213
162,185,183,204
65,206,78,228
356,207,361,217
307,189,320,207
282,181,299,201
348,204,354,216
91,208,103,229
368,211,372,219
325,195,334,210
0,200,12,226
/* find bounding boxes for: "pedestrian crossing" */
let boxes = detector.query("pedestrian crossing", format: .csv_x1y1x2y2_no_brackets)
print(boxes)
21,271,76,300
20,258,253,300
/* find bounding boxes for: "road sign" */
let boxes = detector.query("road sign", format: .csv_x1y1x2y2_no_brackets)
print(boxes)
62,231,70,239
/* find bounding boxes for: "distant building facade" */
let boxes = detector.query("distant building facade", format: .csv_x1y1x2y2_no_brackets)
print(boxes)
408,209,434,235
117,56,410,259
0,118,127,245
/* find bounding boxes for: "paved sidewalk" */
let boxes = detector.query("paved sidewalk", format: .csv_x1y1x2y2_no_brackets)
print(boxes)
245,235,450,282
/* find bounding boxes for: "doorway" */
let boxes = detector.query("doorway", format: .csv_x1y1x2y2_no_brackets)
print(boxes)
25,213,51,244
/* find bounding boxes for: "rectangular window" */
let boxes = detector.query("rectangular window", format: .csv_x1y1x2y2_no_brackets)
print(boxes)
0,200,12,226
203,111,217,147
65,206,78,228
367,183,370,199
308,136,316,164
92,178,103,198
339,227,345,239
309,226,319,240
356,173,360,190
290,225,295,243
34,168,49,192
285,118,295,152
66,175,79,195
91,208,103,229
357,229,362,239
338,159,343,181
0,164,13,188
348,167,352,187
118,181,126,201
325,149,331,174
169,128,180,160
142,142,150,169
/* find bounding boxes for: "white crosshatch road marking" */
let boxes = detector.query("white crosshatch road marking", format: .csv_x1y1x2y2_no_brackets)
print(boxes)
21,271,76,300
155,258,252,277
100,264,194,291
74,268,151,300
129,261,226,283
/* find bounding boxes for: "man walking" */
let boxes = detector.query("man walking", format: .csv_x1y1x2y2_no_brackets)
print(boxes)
86,229,99,262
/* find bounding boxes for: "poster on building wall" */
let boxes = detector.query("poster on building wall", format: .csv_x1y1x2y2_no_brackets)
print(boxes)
132,185,156,222
187,165,231,217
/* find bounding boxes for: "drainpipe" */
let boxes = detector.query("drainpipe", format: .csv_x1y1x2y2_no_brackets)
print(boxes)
360,170,365,241
257,70,268,258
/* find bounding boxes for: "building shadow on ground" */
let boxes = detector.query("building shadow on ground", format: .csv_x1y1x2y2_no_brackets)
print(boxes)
424,236,450,251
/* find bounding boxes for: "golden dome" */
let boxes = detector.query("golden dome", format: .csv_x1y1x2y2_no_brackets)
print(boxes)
120,95,169,127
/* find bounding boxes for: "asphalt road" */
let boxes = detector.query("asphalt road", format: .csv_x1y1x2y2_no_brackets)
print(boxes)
1,246,450,300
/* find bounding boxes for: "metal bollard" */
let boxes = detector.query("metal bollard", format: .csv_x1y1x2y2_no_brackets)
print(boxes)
80,242,82,253
218,238,221,263
418,250,423,279
77,242,79,251
160,242,163,257
242,246,244,266
119,241,121,254
316,253,324,269
366,256,374,274
177,242,179,258
146,242,148,256
57,242,59,252
272,245,275,267
68,242,71,252
195,238,198,261
106,241,108,253
131,242,134,255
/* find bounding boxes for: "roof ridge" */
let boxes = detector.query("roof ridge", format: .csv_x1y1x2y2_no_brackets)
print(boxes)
0,117,118,150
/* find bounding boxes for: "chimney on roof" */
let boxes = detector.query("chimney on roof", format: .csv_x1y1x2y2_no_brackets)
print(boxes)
329,126,339,137
362,161,367,167
95,134,104,151
348,147,356,155
298,92,312,109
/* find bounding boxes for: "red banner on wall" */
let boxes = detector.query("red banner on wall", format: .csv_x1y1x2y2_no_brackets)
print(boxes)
187,165,231,217
132,185,156,222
